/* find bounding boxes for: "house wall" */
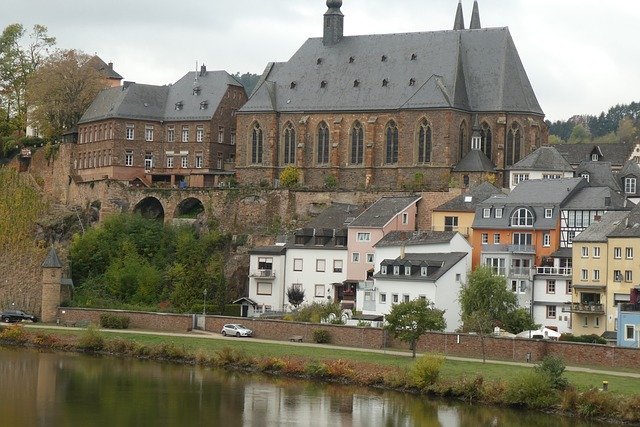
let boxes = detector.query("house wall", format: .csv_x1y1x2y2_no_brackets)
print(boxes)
508,171,573,190
347,229,383,281
532,275,573,333
571,241,609,335
471,228,558,270
607,237,640,331
55,308,640,370
285,247,347,308
247,253,287,311
432,211,475,239
617,311,640,348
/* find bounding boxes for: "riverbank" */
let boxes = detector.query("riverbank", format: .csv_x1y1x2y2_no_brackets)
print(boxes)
2,324,639,425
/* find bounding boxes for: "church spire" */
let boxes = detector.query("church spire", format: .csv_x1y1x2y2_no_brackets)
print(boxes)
453,0,465,30
323,0,344,46
470,0,481,29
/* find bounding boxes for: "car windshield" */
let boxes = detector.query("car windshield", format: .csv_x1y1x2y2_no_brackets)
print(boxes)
236,325,246,329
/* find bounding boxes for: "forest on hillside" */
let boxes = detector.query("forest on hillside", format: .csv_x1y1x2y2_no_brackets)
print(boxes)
547,101,640,144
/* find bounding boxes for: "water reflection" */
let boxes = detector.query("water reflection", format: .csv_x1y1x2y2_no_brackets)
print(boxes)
0,347,612,427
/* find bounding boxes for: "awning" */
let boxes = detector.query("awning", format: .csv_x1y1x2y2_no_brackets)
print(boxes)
232,297,258,306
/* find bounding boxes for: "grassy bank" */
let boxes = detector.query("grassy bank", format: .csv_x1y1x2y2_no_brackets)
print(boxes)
2,324,640,424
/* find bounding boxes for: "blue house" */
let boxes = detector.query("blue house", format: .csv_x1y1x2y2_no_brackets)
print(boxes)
616,289,640,348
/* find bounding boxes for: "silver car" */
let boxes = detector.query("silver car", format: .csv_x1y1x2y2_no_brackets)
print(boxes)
221,323,253,337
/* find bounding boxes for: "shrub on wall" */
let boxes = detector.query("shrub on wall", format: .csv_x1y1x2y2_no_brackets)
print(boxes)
99,314,130,329
312,329,331,344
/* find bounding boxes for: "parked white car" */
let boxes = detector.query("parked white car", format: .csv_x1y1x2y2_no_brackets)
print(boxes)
221,324,253,337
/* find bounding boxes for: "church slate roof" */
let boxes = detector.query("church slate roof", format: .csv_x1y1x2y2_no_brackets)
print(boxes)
453,149,496,172
42,247,62,268
434,181,502,212
509,145,573,172
241,27,542,115
79,70,243,124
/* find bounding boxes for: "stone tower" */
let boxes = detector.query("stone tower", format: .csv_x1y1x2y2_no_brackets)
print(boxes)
41,247,63,323
323,0,344,46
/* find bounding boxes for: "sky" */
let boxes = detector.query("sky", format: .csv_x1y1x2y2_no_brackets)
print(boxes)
2,0,639,122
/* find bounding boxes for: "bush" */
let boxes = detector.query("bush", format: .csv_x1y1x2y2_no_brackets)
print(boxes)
0,325,27,343
99,314,131,329
504,371,557,409
33,333,61,348
214,347,250,367
77,326,105,351
150,343,189,361
305,360,329,378
535,356,569,390
279,166,300,188
312,329,331,344
410,354,445,388
324,174,338,189
325,359,356,379
105,338,139,355
559,333,607,345
356,320,372,327
576,388,618,419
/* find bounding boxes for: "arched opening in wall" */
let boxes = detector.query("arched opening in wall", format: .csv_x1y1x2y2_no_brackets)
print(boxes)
174,197,205,219
133,197,165,221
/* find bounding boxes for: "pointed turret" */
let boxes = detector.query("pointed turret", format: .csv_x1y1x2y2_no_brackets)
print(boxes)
453,0,465,30
470,1,481,29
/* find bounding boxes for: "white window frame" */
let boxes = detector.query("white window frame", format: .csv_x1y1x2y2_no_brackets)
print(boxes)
257,282,272,295
511,208,534,227
626,247,634,259
626,325,635,340
402,212,409,224
366,253,374,263
403,294,410,303
333,259,343,273
544,208,553,219
125,150,133,167
196,125,204,143
126,124,134,140
546,305,556,319
581,246,588,258
356,232,371,242
352,252,360,263
316,259,326,272
381,265,387,274
379,293,387,304
543,233,550,247
195,153,203,169
614,247,622,259
593,269,600,281
392,294,399,303
421,267,427,276
167,126,175,143
481,233,488,245
593,247,600,258
404,266,411,276
166,156,174,168
625,177,637,194
495,208,503,219
181,156,188,168
293,258,303,271
546,280,556,294
483,208,491,218
314,285,325,298
393,265,400,275
182,126,189,142
581,269,588,280
145,125,154,142
493,234,500,244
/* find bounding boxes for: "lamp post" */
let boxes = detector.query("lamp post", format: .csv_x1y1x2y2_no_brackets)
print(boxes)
203,288,208,315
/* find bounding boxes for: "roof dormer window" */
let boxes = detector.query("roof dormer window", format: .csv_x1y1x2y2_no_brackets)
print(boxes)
199,101,208,110
382,79,388,87
174,101,183,111
409,78,416,86
290,81,297,89
381,55,387,62
349,56,355,63
353,79,360,87
591,153,599,161
192,86,201,96
411,53,417,61
320,81,327,89
581,173,590,182
317,58,323,65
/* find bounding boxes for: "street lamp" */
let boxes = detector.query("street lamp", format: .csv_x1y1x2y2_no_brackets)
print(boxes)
203,289,208,315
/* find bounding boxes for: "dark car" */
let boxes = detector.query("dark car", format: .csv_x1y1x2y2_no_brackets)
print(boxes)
1,310,38,323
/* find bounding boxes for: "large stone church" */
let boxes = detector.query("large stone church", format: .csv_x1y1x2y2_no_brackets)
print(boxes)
235,0,547,190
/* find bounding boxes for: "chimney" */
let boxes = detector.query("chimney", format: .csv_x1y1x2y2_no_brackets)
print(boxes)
108,62,113,70
323,0,344,46
199,64,207,77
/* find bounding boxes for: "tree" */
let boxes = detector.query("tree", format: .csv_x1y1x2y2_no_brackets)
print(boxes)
459,266,518,325
567,124,591,144
464,310,493,362
232,72,260,96
26,49,108,139
502,307,538,334
547,134,564,145
384,298,446,358
0,24,55,133
287,286,305,309
617,117,637,143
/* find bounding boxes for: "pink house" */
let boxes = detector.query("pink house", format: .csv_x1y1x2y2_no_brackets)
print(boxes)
338,196,421,308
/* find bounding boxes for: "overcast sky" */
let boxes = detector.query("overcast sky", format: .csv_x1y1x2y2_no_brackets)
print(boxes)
2,0,639,121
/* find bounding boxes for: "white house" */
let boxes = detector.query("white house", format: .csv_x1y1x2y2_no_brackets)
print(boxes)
531,249,573,333
508,146,574,190
246,245,287,315
356,231,472,331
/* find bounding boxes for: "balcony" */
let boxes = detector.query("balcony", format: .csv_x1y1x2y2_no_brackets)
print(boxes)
509,267,532,278
535,267,572,277
564,302,604,314
619,303,640,313
482,244,535,254
431,225,471,236
250,269,275,279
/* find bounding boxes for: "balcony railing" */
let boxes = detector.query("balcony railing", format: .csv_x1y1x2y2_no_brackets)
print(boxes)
431,225,471,236
250,269,275,279
619,303,640,313
508,267,532,277
564,302,604,314
535,267,572,276
482,244,535,254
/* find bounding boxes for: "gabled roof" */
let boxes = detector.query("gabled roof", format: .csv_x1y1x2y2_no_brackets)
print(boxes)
42,247,62,268
510,146,573,172
86,55,123,80
554,143,634,167
374,252,467,282
619,159,640,178
241,27,542,115
573,211,630,242
375,230,458,247
434,182,502,212
562,186,628,210
306,202,364,229
453,149,496,172
79,69,242,124
609,204,640,238
349,196,421,228
507,177,586,205
576,161,621,191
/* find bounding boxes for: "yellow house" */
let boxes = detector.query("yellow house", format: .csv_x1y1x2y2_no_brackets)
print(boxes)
571,210,637,336
432,182,502,242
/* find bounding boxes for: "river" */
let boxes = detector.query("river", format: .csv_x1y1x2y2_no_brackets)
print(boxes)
0,346,613,426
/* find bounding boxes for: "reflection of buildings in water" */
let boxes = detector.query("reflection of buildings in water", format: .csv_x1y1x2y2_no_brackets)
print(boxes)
36,353,58,425
438,406,461,427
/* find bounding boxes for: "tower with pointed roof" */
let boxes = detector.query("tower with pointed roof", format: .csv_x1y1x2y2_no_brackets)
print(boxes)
236,1,547,190
41,247,63,323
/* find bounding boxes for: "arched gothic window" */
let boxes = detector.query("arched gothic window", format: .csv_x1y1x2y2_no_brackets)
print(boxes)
251,123,263,164
459,121,467,161
385,121,399,164
481,122,492,160
283,123,296,165
511,207,534,227
350,121,364,165
317,122,330,165
417,120,432,163
506,122,522,166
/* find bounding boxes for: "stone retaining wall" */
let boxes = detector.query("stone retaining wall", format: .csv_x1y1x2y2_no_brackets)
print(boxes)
57,308,640,370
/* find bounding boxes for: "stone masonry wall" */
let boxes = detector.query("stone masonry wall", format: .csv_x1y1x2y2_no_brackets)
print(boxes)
56,308,640,370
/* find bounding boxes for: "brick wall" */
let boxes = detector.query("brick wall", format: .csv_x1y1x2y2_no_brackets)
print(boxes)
56,308,640,370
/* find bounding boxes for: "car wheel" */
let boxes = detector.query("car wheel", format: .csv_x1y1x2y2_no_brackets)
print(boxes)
222,331,227,336
3,317,9,323
236,332,240,337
